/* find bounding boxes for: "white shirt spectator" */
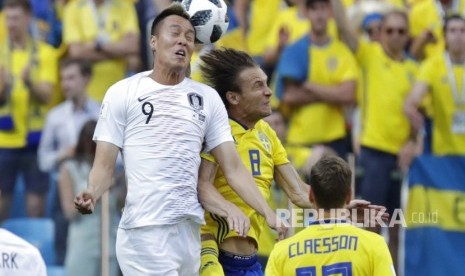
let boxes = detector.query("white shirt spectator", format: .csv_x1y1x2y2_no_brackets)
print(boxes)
0,228,47,276
38,99,101,172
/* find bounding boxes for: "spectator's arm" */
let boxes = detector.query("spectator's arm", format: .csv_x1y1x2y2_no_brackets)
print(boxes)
58,164,79,220
24,80,53,104
68,42,113,61
304,80,356,105
234,0,250,35
281,79,320,108
404,81,429,134
274,163,312,208
101,33,140,57
330,0,358,52
409,30,436,61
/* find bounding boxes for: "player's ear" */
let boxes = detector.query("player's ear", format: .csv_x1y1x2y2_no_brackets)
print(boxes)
226,91,240,105
150,35,157,52
345,189,352,205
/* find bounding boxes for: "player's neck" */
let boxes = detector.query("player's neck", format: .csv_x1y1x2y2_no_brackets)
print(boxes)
10,33,29,49
228,111,258,129
310,32,330,46
150,68,185,86
448,50,465,64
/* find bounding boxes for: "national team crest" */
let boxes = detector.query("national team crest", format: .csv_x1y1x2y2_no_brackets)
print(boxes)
327,57,338,71
258,132,271,152
188,93,204,111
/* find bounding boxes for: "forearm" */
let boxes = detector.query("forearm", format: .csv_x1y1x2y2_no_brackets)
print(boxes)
68,43,112,62
234,0,250,32
101,34,140,57
225,165,274,218
26,82,53,104
275,164,312,208
304,81,356,105
199,181,239,217
282,84,319,107
87,166,115,201
409,37,428,61
329,0,358,52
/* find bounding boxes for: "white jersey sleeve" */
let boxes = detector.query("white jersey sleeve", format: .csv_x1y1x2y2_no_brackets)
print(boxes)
94,81,127,148
203,86,233,152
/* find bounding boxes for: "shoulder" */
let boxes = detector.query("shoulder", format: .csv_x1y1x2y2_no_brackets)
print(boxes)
0,229,41,255
285,36,310,53
37,41,57,55
106,71,149,97
183,78,222,103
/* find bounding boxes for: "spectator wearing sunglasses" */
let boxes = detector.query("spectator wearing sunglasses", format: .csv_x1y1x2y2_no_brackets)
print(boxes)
330,0,419,273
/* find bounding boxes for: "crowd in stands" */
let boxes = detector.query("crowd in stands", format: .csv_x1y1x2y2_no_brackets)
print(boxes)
0,0,464,275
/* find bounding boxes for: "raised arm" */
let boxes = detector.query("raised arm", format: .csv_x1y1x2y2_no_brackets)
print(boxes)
198,158,250,237
74,141,119,214
274,163,312,208
211,141,287,239
329,0,359,52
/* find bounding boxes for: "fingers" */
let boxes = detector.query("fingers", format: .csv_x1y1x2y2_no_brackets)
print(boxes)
227,214,250,238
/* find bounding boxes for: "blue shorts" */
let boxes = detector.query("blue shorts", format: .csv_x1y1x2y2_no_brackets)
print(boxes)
219,250,263,276
0,146,49,195
358,146,401,214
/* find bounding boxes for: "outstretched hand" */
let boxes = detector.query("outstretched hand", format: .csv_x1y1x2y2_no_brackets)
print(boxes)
226,205,250,238
265,212,288,241
347,199,390,226
74,190,96,215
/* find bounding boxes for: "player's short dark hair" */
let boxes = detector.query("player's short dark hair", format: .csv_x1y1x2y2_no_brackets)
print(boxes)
60,58,92,78
310,156,351,209
443,14,465,35
4,0,32,13
150,3,192,35
305,0,329,9
200,48,258,109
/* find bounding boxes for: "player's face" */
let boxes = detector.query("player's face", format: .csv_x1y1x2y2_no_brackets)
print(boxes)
60,64,89,100
380,14,409,53
5,7,31,39
236,66,272,121
152,15,195,71
445,19,465,53
307,2,330,36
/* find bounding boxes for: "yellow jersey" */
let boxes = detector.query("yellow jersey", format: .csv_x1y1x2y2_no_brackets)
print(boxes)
246,0,282,57
0,12,5,44
63,0,139,102
201,119,289,245
417,53,465,155
410,0,465,59
265,220,395,276
357,41,418,154
0,40,58,148
282,37,359,145
264,6,339,51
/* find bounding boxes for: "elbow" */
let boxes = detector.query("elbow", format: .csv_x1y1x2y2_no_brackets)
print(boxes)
68,45,83,59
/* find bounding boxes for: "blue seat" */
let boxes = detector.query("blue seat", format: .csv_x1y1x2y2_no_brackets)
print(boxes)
2,218,56,265
47,265,66,276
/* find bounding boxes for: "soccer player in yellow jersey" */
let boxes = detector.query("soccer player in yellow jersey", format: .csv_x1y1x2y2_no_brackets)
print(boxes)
331,0,418,271
197,48,385,276
63,0,140,102
265,156,395,276
405,15,465,155
276,0,359,158
0,0,58,221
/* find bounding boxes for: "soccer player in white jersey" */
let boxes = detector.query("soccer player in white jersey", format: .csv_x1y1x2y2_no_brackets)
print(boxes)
73,4,285,276
0,191,47,276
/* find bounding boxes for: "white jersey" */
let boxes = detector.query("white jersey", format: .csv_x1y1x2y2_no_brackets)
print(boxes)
0,229,47,276
95,71,233,229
